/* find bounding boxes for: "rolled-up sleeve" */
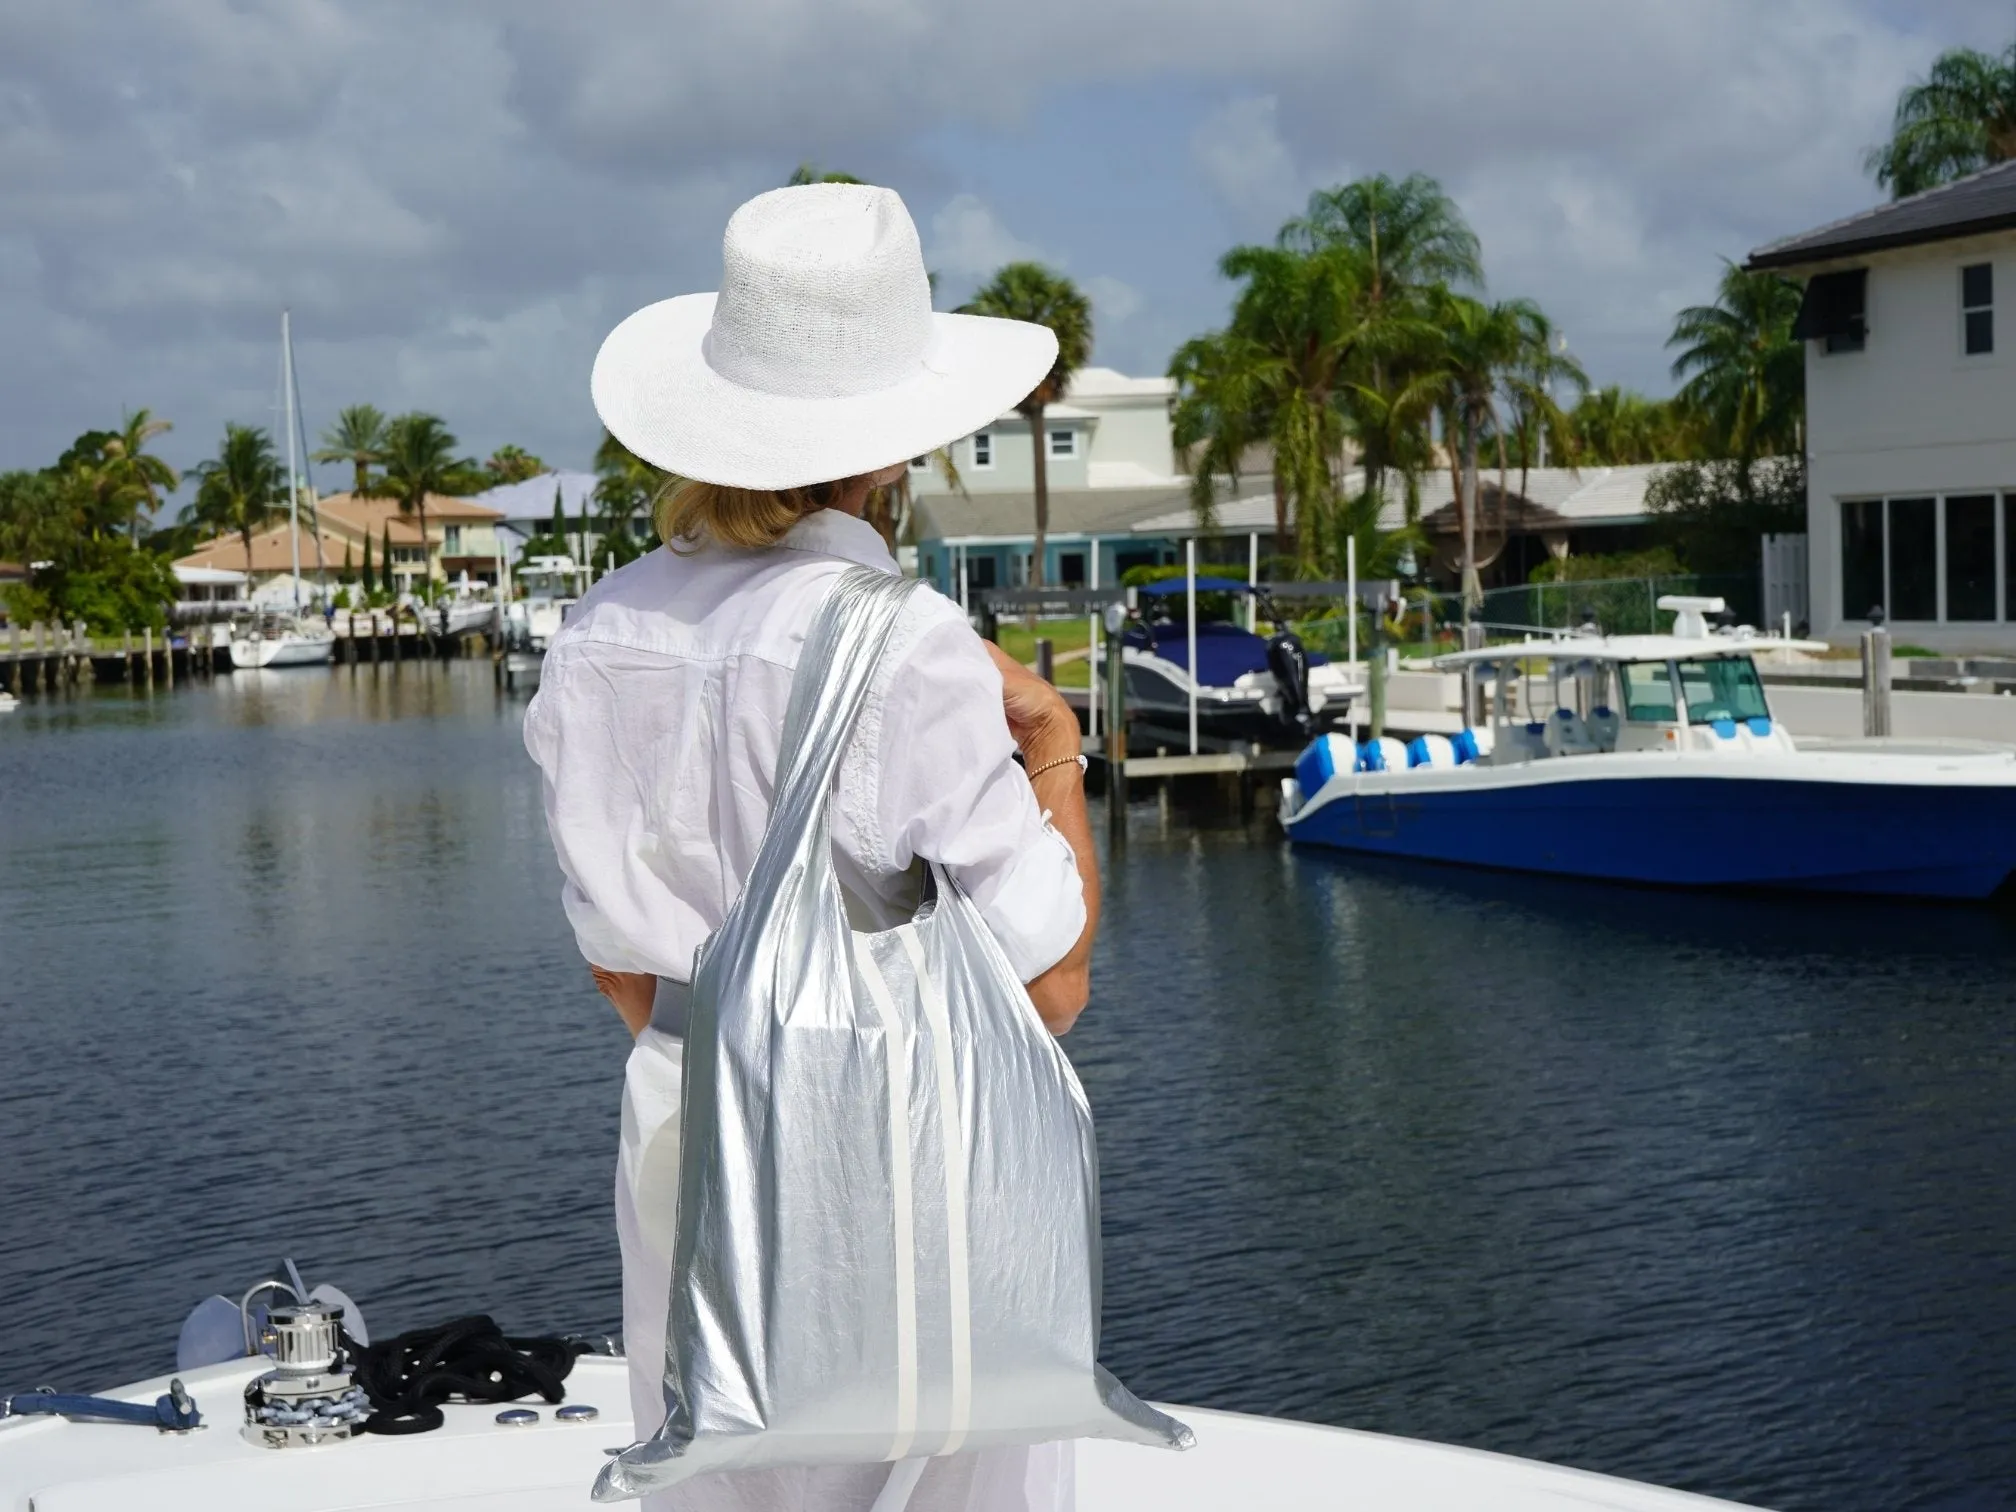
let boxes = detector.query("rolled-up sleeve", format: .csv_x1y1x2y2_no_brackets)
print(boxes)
871,614,1086,982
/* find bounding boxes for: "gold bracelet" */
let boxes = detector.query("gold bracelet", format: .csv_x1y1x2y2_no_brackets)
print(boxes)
1025,752,1088,781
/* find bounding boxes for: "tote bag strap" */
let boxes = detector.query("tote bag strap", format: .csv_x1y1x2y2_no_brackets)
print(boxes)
751,567,922,884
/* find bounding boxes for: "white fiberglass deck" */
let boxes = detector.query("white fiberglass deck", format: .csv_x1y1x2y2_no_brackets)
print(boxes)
0,1356,1758,1511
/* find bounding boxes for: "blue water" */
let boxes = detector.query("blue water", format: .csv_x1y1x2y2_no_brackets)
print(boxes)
2,663,2013,1511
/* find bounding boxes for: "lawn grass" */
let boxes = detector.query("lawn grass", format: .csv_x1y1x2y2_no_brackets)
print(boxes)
995,616,1093,688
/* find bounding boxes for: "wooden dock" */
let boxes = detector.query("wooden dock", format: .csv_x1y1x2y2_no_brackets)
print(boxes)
1,621,236,694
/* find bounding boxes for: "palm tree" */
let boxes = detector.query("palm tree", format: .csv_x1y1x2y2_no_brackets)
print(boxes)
183,424,286,580
484,444,547,485
1281,173,1483,506
1400,294,1534,609
786,163,865,185
593,429,670,542
958,264,1093,587
313,404,390,497
1667,262,1804,460
370,413,483,597
102,409,178,541
1570,387,1677,464
1281,172,1482,294
1867,42,2016,197
1169,328,1275,539
1501,309,1589,508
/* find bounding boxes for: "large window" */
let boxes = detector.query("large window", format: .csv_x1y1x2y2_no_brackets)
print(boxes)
1963,262,1994,356
1947,494,1997,620
1620,662,1679,722
2007,497,2016,621
1841,498,1884,621
1844,492,2016,622
1676,657,1770,724
1888,497,1937,620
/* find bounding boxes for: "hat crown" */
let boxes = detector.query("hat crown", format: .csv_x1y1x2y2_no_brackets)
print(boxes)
704,184,935,401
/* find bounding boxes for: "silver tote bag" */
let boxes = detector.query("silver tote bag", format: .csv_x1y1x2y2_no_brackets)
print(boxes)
596,567,1191,1501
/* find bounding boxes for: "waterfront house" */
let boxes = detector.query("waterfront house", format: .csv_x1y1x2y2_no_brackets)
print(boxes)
1749,162,2016,650
169,564,250,618
174,491,507,602
910,367,1280,594
468,471,655,570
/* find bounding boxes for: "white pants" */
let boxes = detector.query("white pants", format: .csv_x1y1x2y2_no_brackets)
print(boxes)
617,1023,1075,1512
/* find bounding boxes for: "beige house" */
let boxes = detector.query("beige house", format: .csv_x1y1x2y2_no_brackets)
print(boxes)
176,491,507,602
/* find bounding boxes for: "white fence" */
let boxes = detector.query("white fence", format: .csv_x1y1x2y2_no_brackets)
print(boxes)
1761,533,1809,634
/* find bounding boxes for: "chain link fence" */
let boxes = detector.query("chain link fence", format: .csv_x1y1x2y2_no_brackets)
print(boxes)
1287,572,1760,659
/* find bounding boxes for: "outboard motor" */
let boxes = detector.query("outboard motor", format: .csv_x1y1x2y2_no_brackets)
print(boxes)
1265,628,1313,734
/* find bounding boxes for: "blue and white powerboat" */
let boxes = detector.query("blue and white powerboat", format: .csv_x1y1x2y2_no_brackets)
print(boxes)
1280,598,2016,900
1121,578,1360,747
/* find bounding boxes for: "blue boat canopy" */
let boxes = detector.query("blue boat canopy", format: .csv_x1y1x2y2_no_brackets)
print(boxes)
1126,619,1328,684
1136,576,1254,596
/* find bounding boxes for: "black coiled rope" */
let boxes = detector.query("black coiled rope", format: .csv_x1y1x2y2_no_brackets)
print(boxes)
352,1316,588,1435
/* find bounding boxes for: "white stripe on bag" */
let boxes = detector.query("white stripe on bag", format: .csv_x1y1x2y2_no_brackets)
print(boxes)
898,923,972,1456
858,946,919,1461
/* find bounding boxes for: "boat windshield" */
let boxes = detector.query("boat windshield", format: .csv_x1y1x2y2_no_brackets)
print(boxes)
1676,656,1769,724
1620,662,1679,722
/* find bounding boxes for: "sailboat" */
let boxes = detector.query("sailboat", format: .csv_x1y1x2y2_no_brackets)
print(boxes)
230,310,335,670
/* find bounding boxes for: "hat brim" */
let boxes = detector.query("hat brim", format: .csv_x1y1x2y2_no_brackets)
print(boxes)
591,293,1059,491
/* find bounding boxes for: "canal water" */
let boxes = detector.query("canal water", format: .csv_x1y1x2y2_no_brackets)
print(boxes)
1,663,2012,1511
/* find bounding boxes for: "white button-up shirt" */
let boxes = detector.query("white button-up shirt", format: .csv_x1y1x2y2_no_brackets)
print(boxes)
523,509,1085,986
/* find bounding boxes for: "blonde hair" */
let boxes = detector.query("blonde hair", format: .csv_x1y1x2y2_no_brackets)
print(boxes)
656,476,861,552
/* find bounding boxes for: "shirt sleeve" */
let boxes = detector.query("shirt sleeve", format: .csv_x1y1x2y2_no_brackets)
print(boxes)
869,609,1087,982
524,675,668,978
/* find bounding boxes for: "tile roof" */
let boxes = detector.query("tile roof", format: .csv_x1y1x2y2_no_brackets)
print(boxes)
176,523,360,574
1747,160,2016,270
316,490,504,521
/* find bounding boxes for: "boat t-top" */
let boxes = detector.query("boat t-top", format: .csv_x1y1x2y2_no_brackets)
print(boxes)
1282,596,2016,900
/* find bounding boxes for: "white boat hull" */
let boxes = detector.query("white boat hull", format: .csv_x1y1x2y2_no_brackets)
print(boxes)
0,1354,1756,1511
230,632,335,669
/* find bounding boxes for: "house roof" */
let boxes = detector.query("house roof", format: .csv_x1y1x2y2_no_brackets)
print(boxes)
1414,465,1667,531
176,523,358,575
1747,160,2016,271
172,564,248,586
1121,465,1668,537
915,477,1275,543
1065,366,1175,400
470,471,599,522
316,490,503,523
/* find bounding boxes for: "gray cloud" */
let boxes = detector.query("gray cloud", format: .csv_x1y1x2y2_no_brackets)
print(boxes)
1,0,2006,488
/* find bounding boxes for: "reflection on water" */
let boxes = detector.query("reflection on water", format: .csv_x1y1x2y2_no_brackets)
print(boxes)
3,665,2014,1511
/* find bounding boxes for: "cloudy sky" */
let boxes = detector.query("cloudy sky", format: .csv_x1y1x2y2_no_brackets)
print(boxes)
2,0,2008,490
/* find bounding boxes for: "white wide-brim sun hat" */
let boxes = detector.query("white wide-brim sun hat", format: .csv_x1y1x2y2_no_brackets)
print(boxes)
592,184,1057,492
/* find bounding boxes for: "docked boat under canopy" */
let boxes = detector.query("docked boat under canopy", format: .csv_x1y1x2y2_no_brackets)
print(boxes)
1122,578,1361,746
1280,598,2016,900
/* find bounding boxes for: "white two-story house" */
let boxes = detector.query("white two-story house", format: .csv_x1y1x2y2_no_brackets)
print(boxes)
906,367,1273,597
1750,162,2016,650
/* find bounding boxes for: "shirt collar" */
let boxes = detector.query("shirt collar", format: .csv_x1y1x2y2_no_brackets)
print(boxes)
779,508,899,575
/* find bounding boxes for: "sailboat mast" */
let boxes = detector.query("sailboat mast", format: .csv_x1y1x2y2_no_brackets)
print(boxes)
282,309,303,615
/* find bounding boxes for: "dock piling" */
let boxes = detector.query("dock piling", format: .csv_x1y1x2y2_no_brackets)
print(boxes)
1862,613,1892,737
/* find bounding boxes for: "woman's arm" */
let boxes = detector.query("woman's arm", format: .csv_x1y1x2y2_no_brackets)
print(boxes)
985,644,1098,1035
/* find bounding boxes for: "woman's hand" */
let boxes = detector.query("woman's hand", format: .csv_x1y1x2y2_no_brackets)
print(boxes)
591,966,657,1039
984,642,1078,765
